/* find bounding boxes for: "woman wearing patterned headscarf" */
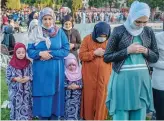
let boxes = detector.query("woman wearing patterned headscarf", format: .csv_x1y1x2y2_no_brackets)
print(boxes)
104,1,159,120
27,7,69,120
79,22,112,120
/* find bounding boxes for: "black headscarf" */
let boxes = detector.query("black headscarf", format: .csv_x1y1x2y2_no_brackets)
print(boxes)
92,22,111,43
28,11,37,28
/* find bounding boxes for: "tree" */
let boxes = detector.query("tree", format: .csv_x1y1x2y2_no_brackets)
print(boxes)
88,0,104,8
88,0,120,9
23,0,36,5
6,0,21,9
72,0,82,18
1,0,8,9
126,0,164,10
40,0,54,7
126,0,164,20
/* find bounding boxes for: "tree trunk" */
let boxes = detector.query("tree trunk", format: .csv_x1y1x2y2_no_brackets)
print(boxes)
1,0,7,9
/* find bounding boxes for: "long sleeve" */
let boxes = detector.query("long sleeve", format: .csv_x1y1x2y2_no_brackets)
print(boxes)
104,28,128,63
73,30,81,51
6,65,15,86
150,61,164,69
50,30,70,59
77,79,83,89
28,63,33,81
27,43,41,60
79,36,95,62
64,79,69,88
143,29,159,63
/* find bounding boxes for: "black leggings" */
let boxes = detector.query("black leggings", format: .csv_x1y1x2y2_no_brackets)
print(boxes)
153,88,164,120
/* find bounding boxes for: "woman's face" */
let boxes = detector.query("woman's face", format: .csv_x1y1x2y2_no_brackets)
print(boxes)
134,16,149,27
64,21,72,29
16,48,26,60
42,15,53,28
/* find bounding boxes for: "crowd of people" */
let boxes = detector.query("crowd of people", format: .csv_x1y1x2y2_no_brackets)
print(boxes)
1,6,164,32
1,0,164,120
74,11,128,24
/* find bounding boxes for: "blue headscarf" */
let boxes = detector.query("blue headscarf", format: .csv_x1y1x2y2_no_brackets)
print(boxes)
124,1,150,36
92,22,111,43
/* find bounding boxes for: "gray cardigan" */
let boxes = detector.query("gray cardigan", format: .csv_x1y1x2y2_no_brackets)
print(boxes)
104,25,159,73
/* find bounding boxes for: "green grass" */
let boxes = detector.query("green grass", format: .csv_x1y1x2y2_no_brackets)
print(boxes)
1,69,10,120
0,69,111,120
0,69,151,120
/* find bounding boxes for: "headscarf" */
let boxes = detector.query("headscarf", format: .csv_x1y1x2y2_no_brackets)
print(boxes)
27,11,37,27
92,22,111,43
28,19,38,36
124,1,150,36
64,53,82,82
28,7,59,49
9,43,30,69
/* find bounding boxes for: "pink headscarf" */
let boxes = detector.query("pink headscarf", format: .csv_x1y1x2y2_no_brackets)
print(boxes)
64,53,82,82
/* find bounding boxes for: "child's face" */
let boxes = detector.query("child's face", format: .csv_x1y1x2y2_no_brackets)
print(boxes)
64,21,72,30
16,48,26,60
67,63,77,72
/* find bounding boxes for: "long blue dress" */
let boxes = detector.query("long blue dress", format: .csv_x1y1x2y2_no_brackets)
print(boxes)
6,64,33,120
27,28,69,117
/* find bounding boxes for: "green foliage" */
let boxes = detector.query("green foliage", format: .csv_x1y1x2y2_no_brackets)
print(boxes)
88,0,120,8
6,0,21,9
72,0,82,18
126,0,164,10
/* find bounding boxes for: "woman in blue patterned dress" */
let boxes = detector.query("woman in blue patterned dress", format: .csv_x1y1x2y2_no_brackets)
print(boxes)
104,1,159,120
6,43,32,120
27,7,69,120
64,53,82,120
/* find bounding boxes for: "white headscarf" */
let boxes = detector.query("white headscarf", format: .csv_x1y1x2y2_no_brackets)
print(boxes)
28,19,38,36
28,26,51,49
124,1,150,36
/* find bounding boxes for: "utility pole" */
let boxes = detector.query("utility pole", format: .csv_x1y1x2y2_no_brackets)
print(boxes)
162,17,164,31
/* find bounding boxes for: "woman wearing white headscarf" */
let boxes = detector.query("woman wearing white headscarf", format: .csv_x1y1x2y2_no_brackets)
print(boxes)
28,19,38,36
27,7,69,120
150,32,164,120
104,1,159,120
